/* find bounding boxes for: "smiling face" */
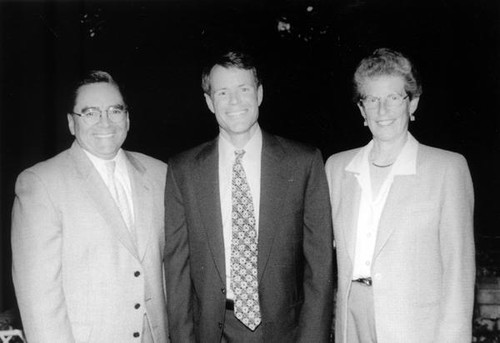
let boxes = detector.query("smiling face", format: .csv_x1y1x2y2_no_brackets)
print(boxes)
67,82,129,159
358,74,419,144
204,65,263,147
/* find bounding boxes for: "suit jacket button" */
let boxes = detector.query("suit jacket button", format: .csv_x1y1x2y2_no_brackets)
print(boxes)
218,322,223,329
221,288,226,294
134,303,141,309
134,271,140,277
133,332,140,338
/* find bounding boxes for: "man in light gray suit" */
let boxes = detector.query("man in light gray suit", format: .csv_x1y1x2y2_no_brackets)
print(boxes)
12,71,169,343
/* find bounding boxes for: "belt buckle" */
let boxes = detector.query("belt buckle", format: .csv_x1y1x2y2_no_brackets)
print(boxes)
225,299,234,311
353,277,372,286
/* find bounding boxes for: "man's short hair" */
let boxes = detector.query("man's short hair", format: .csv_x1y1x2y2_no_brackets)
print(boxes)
201,51,261,95
353,48,422,101
67,70,124,113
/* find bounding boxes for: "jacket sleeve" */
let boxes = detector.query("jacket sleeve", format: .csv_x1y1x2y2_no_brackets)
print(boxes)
11,170,76,343
164,162,196,343
297,149,334,343
435,155,475,342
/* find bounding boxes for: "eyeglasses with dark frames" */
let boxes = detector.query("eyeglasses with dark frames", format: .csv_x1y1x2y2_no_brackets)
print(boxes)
71,105,128,124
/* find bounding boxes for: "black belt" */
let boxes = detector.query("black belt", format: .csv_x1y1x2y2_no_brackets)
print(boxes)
352,277,372,286
225,299,234,311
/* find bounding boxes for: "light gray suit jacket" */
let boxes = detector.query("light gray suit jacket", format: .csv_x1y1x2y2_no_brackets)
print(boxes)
326,139,475,343
12,141,169,343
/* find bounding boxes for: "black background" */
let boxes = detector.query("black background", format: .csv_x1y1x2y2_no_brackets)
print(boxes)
1,0,499,313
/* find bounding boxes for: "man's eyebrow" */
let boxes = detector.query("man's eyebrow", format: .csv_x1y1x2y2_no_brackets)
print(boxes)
80,106,100,112
79,104,125,112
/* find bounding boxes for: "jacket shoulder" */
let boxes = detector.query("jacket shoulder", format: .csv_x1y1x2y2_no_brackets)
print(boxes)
168,140,216,165
271,135,322,160
126,151,168,185
325,148,360,170
127,151,167,170
417,144,468,168
20,148,73,179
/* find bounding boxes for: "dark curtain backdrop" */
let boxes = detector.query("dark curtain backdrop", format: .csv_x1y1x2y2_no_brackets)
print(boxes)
1,0,499,312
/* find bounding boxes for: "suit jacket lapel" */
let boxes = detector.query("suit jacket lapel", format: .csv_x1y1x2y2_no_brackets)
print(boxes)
374,175,417,259
196,139,226,285
257,133,290,282
69,141,139,260
341,172,362,265
126,152,153,261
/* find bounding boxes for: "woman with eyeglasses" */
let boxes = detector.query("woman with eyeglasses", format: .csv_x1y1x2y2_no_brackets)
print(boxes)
326,48,475,343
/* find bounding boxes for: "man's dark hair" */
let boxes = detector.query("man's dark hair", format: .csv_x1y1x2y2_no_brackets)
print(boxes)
66,70,125,113
201,51,261,95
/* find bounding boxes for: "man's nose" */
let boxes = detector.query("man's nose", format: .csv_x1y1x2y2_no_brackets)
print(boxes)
97,111,112,125
229,92,240,105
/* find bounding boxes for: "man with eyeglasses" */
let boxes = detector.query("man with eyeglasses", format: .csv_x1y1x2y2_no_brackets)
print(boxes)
11,71,169,343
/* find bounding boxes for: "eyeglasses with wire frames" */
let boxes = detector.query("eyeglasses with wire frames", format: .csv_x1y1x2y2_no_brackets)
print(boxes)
70,105,128,125
359,93,410,111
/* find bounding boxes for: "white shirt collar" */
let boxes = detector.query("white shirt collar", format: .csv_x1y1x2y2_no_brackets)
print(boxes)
346,132,419,176
83,148,128,177
218,125,263,163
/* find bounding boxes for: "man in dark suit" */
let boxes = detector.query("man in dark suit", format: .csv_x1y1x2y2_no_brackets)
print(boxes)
164,51,333,342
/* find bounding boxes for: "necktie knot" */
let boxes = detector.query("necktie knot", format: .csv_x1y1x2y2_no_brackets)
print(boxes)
234,149,245,162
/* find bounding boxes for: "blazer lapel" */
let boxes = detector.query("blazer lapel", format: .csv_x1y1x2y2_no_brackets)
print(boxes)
126,152,153,261
196,139,226,285
257,133,290,282
373,175,417,259
69,141,139,260
340,172,362,265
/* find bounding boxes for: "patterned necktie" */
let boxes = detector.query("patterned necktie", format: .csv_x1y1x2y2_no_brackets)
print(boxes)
106,161,133,230
230,150,261,331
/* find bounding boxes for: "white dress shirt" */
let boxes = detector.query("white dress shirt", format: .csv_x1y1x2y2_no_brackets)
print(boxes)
218,126,262,300
84,148,135,223
347,133,418,279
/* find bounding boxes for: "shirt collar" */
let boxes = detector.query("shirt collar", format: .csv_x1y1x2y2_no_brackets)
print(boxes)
218,125,263,162
346,132,419,176
83,148,128,175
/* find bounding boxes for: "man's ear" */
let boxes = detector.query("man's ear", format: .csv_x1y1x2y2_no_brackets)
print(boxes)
257,84,263,106
67,114,76,135
125,112,130,132
204,93,215,114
